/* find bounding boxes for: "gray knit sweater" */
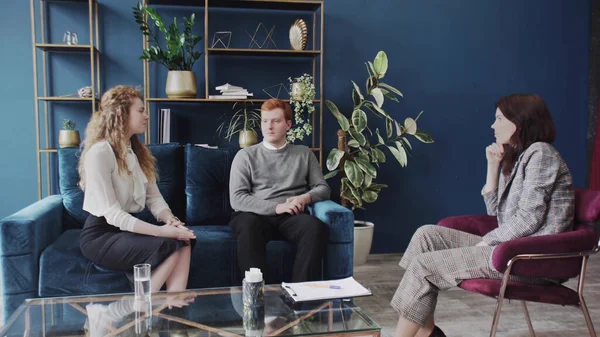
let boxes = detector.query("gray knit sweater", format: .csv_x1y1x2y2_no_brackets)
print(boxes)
229,143,331,215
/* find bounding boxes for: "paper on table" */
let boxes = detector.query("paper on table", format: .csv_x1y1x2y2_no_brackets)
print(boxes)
281,276,372,302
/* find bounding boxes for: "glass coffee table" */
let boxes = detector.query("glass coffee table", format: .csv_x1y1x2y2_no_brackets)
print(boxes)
1,285,380,337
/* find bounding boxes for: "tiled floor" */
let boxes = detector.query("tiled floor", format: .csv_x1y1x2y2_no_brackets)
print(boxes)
353,254,600,337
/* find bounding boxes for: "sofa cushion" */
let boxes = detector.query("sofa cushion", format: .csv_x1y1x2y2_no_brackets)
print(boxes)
58,143,184,229
39,227,296,297
187,226,295,287
39,230,131,297
185,145,239,226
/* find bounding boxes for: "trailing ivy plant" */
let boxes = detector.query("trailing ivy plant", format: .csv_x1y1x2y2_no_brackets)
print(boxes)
133,2,203,71
324,51,434,210
287,73,316,143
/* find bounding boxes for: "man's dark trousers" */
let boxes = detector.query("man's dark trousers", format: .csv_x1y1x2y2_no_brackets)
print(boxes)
229,211,328,282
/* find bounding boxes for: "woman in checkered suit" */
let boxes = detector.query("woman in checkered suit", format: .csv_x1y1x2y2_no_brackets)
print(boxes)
391,94,575,337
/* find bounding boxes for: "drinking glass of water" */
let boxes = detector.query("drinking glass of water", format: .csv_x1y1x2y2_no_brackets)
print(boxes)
134,264,151,300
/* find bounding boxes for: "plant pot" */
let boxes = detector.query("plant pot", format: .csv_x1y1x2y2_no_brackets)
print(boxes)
165,70,197,98
239,130,258,148
291,82,304,101
354,220,374,266
58,130,80,148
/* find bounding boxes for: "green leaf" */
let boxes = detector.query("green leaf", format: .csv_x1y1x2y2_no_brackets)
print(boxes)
373,51,388,78
344,160,364,188
371,88,384,107
379,82,403,97
371,102,392,120
351,81,364,101
351,109,367,132
415,130,434,143
326,148,345,171
366,183,388,193
326,100,350,131
404,117,417,135
368,61,376,77
348,139,360,148
387,145,407,167
395,121,403,137
386,118,393,139
401,137,413,150
323,170,339,180
355,156,377,178
375,128,385,145
372,147,386,163
341,178,360,207
362,190,378,203
363,173,373,187
414,110,424,122
352,88,361,108
381,89,400,102
348,128,366,146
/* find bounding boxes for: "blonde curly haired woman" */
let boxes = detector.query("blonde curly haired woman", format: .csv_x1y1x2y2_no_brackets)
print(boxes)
78,85,196,293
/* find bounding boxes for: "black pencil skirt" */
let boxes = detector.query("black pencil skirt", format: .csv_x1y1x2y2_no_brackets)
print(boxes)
80,214,196,273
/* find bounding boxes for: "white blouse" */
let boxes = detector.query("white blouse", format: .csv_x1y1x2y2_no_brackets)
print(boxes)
82,141,170,232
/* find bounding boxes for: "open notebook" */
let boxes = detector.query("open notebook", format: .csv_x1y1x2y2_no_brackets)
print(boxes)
281,276,372,303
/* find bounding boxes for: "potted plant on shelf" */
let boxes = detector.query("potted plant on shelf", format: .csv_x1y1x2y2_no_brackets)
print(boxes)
58,119,81,148
324,51,434,266
133,2,203,98
217,102,262,148
287,73,316,143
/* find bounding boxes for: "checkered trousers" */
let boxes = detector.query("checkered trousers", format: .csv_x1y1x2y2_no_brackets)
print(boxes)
390,225,540,325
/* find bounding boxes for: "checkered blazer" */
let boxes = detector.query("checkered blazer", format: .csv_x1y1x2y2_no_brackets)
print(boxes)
482,142,575,246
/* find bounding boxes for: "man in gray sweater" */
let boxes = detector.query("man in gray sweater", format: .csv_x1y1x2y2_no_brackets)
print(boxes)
229,98,331,282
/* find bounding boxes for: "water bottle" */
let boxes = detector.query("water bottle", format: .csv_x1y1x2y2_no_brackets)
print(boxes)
243,268,265,336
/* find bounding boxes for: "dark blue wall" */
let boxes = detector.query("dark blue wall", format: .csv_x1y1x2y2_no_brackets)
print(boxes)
0,0,590,253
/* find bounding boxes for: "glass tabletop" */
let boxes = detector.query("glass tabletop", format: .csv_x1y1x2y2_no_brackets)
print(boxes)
0,285,380,337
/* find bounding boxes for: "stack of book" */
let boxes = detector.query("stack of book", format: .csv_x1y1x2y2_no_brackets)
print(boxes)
209,83,253,100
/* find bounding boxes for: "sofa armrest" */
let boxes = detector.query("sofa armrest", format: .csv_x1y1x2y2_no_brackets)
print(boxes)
491,224,598,279
308,200,354,280
0,195,64,323
437,215,498,237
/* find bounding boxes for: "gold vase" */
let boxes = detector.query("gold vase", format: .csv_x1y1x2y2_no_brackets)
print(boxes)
239,130,258,148
165,71,198,98
58,130,80,148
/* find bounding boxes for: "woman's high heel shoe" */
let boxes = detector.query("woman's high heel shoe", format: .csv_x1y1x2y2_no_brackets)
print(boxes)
430,325,447,337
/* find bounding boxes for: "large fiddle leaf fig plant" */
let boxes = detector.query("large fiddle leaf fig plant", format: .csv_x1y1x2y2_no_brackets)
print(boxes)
324,51,434,210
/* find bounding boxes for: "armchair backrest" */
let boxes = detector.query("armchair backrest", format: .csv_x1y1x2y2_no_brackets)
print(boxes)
574,188,600,250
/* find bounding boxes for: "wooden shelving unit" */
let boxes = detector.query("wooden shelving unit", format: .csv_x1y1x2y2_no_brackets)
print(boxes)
142,0,324,164
30,0,101,199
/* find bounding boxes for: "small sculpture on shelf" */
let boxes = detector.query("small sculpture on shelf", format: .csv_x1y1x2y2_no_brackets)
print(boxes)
78,86,93,98
58,119,81,148
262,83,289,99
211,31,232,49
63,31,79,45
246,23,277,49
289,19,308,51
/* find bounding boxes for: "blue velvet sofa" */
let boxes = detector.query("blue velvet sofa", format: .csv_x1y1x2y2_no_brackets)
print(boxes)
0,143,354,323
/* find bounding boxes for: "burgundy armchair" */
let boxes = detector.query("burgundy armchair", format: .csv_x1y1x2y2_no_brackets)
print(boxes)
438,188,600,337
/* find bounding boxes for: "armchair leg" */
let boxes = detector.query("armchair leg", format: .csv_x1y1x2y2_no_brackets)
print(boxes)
489,297,504,337
521,301,536,337
580,296,597,337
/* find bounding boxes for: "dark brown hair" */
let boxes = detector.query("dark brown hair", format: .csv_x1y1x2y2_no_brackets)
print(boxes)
261,98,293,121
497,94,556,175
